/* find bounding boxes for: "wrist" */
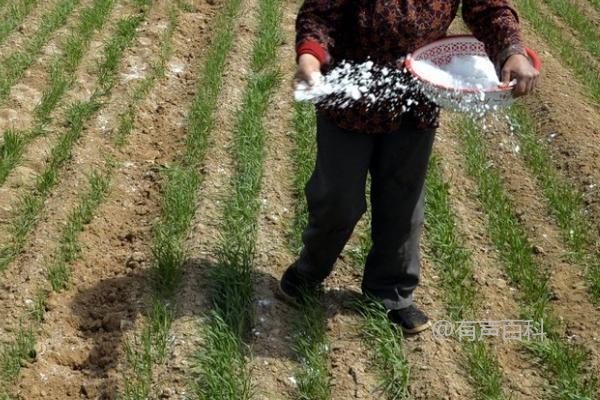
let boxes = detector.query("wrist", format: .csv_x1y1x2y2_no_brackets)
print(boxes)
497,44,527,73
296,40,329,65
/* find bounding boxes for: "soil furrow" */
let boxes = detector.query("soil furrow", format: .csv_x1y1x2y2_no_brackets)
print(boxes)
320,260,383,399
539,0,600,62
249,0,321,397
567,0,600,24
0,0,132,336
0,0,43,51
435,114,549,399
515,8,600,227
0,0,92,133
3,2,218,398
0,0,127,246
152,0,258,395
402,257,474,400
482,118,600,376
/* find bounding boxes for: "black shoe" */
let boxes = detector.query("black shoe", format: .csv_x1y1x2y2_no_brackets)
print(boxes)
387,304,432,334
277,263,319,306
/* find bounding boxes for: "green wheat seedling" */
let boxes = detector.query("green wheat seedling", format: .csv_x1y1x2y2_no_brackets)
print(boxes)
425,156,504,399
28,289,48,324
176,0,195,13
0,0,115,188
356,299,411,400
193,314,253,400
288,101,332,400
123,328,153,400
425,157,476,319
457,116,598,400
0,131,26,184
588,0,600,13
47,167,111,291
151,166,198,296
183,0,244,167
0,289,48,397
117,0,242,395
292,290,332,400
122,300,175,400
507,105,600,301
0,0,81,104
0,1,152,272
194,0,282,397
0,325,35,384
514,0,600,107
0,0,39,46
114,4,177,145
0,0,11,13
541,0,600,62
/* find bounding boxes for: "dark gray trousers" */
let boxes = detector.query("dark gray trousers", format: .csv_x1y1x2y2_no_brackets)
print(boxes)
295,113,435,310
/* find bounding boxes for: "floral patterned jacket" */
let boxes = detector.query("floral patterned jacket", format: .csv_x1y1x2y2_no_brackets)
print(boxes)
296,0,526,133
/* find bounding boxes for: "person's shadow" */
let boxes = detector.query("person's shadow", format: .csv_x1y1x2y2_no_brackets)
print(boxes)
70,255,366,399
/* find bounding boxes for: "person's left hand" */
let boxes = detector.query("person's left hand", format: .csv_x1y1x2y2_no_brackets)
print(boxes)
500,54,539,97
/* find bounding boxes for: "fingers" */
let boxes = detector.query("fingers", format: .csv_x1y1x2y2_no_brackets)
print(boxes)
292,70,309,89
513,69,539,97
500,67,512,87
512,78,528,97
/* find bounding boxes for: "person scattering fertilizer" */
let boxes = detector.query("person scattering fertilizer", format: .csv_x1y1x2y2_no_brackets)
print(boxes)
278,0,539,334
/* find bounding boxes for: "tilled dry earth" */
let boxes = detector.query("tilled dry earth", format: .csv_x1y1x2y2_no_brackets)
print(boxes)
0,0,598,398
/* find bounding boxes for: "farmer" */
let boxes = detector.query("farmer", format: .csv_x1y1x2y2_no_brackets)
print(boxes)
278,0,539,334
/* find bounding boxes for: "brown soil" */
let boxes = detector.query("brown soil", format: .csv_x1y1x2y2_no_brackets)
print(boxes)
568,0,600,26
249,0,304,397
152,0,259,396
481,115,600,376
0,0,130,245
435,113,549,399
2,1,219,398
518,7,600,230
1,0,599,398
0,0,70,59
0,0,92,132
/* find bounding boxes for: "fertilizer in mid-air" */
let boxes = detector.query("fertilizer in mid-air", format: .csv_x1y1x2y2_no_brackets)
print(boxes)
294,55,507,116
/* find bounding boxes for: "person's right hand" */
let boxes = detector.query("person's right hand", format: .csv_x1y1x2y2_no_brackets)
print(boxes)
293,53,321,88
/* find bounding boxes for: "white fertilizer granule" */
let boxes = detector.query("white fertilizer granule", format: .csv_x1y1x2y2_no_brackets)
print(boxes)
293,56,511,117
293,61,409,108
411,55,500,90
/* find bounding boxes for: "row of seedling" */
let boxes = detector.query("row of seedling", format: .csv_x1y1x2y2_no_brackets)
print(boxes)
0,0,81,104
0,0,116,186
0,0,39,45
0,0,151,272
513,0,600,105
119,0,245,396
0,2,154,397
192,0,282,396
456,115,597,399
288,101,331,400
506,104,600,301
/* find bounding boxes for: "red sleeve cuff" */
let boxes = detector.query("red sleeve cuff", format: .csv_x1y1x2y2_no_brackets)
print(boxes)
296,40,329,65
